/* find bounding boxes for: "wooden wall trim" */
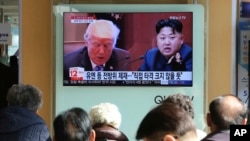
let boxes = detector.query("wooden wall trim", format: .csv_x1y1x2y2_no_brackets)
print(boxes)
21,0,53,132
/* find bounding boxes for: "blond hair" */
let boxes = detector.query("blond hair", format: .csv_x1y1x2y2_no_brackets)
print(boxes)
89,102,121,129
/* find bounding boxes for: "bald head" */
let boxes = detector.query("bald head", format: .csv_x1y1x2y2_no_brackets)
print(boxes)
209,94,248,130
221,95,245,119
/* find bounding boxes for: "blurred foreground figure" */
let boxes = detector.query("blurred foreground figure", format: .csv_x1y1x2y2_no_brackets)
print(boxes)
53,107,96,141
136,102,198,141
0,83,52,141
89,102,129,141
163,93,207,140
201,94,248,141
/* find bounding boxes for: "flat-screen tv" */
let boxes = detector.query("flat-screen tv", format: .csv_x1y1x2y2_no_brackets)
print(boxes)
60,4,203,86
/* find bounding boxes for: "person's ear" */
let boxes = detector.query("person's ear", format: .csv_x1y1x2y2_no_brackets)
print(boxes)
242,118,247,125
180,34,184,44
89,129,96,141
162,134,176,141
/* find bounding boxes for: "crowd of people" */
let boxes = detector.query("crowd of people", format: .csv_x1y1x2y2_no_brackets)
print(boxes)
0,83,248,141
0,17,248,141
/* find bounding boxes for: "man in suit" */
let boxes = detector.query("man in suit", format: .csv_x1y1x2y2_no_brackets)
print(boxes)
201,94,248,141
139,19,192,71
64,19,130,81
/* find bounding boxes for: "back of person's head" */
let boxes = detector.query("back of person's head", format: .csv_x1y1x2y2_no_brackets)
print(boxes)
163,94,207,140
136,103,197,141
163,93,194,119
89,102,121,129
6,83,42,112
83,19,120,46
89,103,128,141
208,94,248,130
53,107,95,141
155,18,183,34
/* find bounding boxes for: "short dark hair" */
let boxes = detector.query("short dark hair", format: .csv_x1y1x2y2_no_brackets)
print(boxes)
155,19,183,34
6,83,42,111
209,94,248,130
53,107,92,141
163,93,194,119
136,103,196,141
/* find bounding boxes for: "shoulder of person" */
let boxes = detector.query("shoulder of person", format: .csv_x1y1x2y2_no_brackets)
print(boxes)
113,47,129,54
64,46,87,57
143,47,159,57
201,129,229,141
179,44,192,58
180,44,192,52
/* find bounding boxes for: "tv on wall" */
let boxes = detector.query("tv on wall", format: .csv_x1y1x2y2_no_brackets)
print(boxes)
59,4,202,86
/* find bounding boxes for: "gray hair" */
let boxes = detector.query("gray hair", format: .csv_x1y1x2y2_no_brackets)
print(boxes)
7,83,43,112
83,19,120,47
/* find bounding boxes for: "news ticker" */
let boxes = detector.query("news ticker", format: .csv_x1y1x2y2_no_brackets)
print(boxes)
230,125,250,140
69,67,192,81
70,16,95,23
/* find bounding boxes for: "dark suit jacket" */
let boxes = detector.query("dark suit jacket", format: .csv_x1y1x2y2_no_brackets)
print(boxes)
201,130,230,141
138,43,192,71
63,47,130,80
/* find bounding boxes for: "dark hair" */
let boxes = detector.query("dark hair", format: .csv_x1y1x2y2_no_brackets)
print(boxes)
136,103,196,141
53,107,92,141
155,19,183,34
163,93,194,119
209,94,248,130
6,83,42,111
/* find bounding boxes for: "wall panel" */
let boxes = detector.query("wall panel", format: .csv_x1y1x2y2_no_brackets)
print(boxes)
21,0,53,130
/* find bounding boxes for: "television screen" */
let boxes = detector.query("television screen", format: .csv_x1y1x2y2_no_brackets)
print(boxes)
63,10,193,86
241,2,250,18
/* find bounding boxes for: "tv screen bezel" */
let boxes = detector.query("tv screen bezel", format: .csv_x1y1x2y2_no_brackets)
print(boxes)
54,4,205,140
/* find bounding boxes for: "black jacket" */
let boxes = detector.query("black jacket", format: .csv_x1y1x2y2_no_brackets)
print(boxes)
139,44,192,71
0,106,52,141
201,129,229,141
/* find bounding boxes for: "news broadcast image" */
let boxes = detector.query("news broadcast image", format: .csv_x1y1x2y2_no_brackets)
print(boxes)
63,12,193,86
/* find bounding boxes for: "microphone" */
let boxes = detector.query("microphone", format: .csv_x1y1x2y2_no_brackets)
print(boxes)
109,56,130,70
118,56,131,62
122,55,144,70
